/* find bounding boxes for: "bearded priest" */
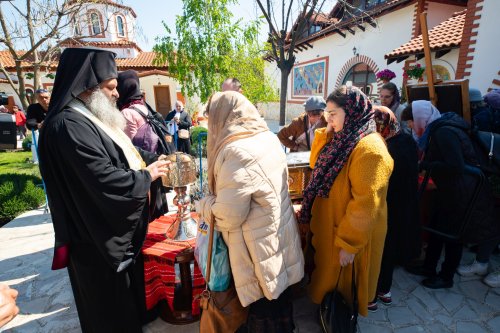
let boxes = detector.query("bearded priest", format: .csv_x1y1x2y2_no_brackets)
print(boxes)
38,48,171,333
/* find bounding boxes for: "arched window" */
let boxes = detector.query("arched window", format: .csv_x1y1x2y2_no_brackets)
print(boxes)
342,63,376,96
90,12,101,35
116,16,125,37
73,18,80,36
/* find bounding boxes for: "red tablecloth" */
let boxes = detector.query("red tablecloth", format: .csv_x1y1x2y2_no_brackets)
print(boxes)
142,213,204,315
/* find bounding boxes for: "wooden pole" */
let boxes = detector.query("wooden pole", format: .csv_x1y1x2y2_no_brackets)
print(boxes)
420,12,437,106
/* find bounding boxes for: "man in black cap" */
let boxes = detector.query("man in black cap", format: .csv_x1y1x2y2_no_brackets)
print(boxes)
277,96,327,152
38,48,171,333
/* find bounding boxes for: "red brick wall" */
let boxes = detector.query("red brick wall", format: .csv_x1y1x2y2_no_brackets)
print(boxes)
411,0,428,38
455,0,484,80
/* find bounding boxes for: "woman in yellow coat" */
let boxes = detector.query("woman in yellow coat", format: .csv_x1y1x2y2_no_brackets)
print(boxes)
299,86,393,316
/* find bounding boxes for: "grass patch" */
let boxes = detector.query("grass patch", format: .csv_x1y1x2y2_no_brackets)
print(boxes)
0,151,40,176
0,151,44,225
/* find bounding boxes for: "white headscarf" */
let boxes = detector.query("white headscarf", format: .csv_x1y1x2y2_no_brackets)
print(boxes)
411,100,441,141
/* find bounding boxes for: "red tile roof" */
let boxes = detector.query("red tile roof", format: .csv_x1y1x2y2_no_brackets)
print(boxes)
0,48,167,71
60,38,143,53
116,52,167,69
0,50,58,69
385,9,466,59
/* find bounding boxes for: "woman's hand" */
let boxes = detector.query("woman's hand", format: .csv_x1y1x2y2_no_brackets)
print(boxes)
339,248,355,267
146,160,171,182
326,121,334,134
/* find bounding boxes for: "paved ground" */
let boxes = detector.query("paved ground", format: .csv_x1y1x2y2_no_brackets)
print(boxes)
1,208,500,333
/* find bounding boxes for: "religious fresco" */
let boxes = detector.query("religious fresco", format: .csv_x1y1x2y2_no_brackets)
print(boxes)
432,65,452,82
291,58,327,99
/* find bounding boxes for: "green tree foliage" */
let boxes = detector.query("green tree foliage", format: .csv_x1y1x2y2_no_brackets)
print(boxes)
154,0,277,104
227,34,278,105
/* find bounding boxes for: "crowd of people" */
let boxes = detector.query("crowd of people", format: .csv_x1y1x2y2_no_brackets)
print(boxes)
1,45,500,332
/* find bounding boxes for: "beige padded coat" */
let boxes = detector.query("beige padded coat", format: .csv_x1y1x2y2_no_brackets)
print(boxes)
199,130,305,307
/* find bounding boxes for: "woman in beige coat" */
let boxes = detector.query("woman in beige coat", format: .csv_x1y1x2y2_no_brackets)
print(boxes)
198,91,304,333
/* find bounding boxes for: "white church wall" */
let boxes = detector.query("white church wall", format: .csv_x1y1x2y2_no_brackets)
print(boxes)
263,3,416,122
467,0,500,94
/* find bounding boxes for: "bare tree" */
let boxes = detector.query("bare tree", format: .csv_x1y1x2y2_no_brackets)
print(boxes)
257,0,375,125
0,0,121,109
256,0,331,126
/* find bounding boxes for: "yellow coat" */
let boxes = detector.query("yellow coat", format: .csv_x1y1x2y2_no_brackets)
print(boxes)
309,129,393,316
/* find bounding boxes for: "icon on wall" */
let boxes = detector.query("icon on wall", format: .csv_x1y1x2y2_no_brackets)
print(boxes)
291,57,328,100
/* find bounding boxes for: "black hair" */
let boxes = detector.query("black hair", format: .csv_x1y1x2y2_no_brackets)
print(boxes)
326,86,349,108
381,82,398,95
400,104,413,121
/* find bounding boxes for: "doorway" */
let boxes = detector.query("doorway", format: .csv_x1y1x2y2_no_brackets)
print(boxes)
154,85,171,117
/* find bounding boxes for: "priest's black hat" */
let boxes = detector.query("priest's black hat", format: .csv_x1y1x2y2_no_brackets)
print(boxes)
48,47,118,114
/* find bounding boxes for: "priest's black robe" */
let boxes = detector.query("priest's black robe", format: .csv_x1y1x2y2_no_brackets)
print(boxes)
39,108,156,333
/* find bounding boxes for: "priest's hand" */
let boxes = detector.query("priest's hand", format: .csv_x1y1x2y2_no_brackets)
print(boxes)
0,284,19,328
146,160,171,182
339,248,355,267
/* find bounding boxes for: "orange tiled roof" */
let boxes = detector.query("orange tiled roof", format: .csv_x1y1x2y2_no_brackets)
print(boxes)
116,52,167,69
385,9,466,59
0,48,167,71
0,50,58,69
311,12,336,25
60,38,143,53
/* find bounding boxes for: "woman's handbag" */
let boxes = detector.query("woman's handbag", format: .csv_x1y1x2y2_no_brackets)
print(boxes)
199,216,248,332
178,128,190,139
319,265,358,333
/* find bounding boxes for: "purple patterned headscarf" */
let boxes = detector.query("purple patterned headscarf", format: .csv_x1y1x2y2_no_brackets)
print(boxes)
298,87,376,224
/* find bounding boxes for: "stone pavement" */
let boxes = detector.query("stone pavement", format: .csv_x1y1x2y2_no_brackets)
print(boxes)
1,208,500,332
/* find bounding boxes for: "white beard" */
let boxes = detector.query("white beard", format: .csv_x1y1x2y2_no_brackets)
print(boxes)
86,89,126,130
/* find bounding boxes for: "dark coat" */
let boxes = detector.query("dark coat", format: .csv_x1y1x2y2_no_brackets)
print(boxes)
26,103,47,130
165,109,192,154
385,133,421,264
423,113,499,243
165,109,192,130
39,109,155,331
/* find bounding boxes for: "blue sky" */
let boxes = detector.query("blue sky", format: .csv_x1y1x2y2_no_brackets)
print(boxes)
126,1,263,51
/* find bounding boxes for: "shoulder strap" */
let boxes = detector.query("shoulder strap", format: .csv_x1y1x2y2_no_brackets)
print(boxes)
204,216,215,285
129,105,149,121
304,115,311,150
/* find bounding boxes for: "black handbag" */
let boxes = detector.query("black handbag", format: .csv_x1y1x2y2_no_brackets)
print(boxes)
319,265,358,333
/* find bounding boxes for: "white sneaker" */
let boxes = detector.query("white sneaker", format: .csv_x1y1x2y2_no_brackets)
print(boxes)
457,260,488,276
484,270,500,288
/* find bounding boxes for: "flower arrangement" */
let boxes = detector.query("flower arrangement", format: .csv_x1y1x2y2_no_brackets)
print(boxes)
376,69,396,82
404,64,425,80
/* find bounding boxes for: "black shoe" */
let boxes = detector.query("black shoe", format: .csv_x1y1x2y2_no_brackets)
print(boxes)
405,265,436,277
422,276,453,289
